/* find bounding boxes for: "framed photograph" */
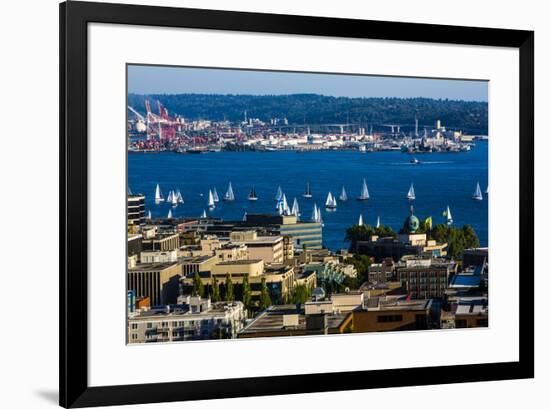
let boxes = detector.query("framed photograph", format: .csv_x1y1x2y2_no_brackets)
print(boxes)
60,1,534,407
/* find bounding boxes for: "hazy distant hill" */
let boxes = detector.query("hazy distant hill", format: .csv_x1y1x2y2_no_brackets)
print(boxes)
127,93,488,133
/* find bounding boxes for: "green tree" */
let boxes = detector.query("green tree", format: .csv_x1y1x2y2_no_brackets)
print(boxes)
224,274,234,302
242,274,251,310
344,224,395,251
290,284,312,304
210,276,220,302
431,223,480,259
347,254,372,284
259,277,272,311
192,271,204,298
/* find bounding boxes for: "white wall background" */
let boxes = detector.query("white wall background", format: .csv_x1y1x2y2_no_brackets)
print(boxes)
0,0,545,408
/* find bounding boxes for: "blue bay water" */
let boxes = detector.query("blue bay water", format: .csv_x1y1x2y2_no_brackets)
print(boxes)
128,142,488,251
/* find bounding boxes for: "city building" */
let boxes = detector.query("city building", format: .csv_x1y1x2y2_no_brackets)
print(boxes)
396,257,457,299
237,304,351,338
454,297,488,328
127,262,182,306
141,232,180,252
206,214,323,250
179,255,219,276
128,297,246,343
462,247,489,268
368,258,396,283
229,231,284,263
349,296,436,332
140,249,178,263
127,194,145,228
356,208,447,262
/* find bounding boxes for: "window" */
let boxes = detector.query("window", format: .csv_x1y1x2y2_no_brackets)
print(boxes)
131,323,138,329
377,314,403,323
146,322,153,329
131,334,138,340
456,319,467,328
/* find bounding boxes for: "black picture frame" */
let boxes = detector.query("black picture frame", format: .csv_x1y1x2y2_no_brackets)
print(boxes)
60,1,534,407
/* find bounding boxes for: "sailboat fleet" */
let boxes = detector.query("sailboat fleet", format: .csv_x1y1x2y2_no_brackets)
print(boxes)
147,179,485,228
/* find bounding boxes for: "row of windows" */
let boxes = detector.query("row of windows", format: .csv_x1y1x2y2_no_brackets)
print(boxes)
377,314,403,323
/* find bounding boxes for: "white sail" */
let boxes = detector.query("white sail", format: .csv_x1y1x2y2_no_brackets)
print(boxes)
325,192,333,207
358,179,370,200
128,186,133,196
446,205,453,225
317,207,323,225
291,198,300,218
282,194,291,215
224,182,235,201
176,189,184,204
376,216,380,228
167,209,173,219
242,211,247,221
407,183,416,200
485,185,489,195
472,182,483,201
339,186,348,201
311,203,318,222
207,189,215,208
200,209,207,218
170,190,178,206
212,188,220,202
155,183,164,203
275,186,283,201
358,214,363,226
167,190,173,203
147,210,152,219
303,182,312,198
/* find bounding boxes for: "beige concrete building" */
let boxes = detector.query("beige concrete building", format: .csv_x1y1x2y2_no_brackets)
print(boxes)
127,262,182,306
229,231,284,264
179,255,219,275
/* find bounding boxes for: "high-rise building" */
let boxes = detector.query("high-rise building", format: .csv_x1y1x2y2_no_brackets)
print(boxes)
127,194,145,227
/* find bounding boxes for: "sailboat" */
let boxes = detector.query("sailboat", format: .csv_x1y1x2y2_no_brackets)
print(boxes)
376,216,380,228
170,190,179,206
175,189,184,204
167,209,173,219
303,182,312,198
311,203,319,222
445,205,453,225
275,186,283,201
472,182,483,201
212,187,220,202
339,186,348,202
242,211,247,221
358,214,363,226
291,198,300,218
166,190,174,204
200,209,207,218
406,183,416,201
207,189,215,209
147,210,152,220
224,182,235,201
485,185,489,195
325,192,337,210
248,186,258,201
154,183,164,203
357,179,370,200
128,186,133,196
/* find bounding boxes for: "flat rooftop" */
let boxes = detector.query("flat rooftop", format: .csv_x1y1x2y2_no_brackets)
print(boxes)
238,305,349,335
216,259,263,266
128,262,179,272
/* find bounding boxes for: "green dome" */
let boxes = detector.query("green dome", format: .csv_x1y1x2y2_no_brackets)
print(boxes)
405,207,420,233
